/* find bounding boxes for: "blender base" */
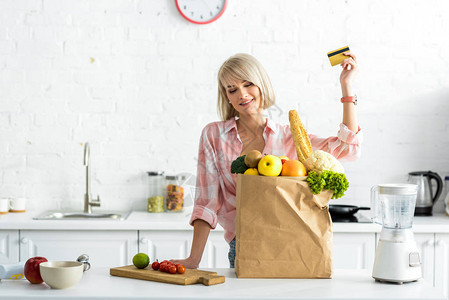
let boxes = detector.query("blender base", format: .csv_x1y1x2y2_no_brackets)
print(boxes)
374,278,419,285
372,239,422,284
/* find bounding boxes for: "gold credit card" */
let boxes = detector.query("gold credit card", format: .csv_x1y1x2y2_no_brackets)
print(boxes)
327,46,350,66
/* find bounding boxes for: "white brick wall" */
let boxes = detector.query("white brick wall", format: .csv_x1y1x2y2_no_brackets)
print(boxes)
0,0,448,213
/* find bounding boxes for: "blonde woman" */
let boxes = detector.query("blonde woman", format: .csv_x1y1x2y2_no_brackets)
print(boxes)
172,53,362,268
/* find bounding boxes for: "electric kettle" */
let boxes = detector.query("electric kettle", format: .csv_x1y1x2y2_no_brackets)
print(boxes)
408,171,443,216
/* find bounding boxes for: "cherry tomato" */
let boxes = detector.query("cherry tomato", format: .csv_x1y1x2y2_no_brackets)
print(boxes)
177,265,185,274
168,265,177,274
159,262,167,272
152,261,160,270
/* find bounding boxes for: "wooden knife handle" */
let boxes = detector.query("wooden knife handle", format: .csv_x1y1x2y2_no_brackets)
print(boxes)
199,275,225,286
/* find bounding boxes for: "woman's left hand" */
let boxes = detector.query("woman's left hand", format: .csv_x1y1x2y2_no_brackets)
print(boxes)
339,52,359,86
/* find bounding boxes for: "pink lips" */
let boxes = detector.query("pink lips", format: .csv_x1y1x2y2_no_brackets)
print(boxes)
240,99,254,106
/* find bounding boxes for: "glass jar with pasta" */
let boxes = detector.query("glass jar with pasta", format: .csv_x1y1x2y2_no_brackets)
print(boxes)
147,171,165,213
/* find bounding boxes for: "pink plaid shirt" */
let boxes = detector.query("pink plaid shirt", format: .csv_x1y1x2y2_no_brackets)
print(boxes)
189,118,363,243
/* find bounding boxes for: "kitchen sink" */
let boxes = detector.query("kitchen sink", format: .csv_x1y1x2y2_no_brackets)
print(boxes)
33,210,131,221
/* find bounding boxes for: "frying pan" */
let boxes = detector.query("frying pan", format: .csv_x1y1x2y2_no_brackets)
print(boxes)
329,204,370,216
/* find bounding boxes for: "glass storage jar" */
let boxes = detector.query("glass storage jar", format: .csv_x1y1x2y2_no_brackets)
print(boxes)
147,171,165,213
165,175,185,212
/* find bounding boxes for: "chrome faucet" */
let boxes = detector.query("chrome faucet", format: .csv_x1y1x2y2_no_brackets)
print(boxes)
84,143,101,213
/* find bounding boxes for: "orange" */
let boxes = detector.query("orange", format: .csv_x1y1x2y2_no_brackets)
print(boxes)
280,160,307,176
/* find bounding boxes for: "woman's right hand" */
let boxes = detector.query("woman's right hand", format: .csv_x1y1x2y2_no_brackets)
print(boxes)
170,257,199,269
170,219,211,269
339,51,359,87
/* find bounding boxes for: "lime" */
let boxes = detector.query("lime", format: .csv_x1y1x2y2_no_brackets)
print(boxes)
133,253,150,269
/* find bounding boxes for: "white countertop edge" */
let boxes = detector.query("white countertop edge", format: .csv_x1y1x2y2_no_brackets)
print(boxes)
1,211,449,233
0,268,445,300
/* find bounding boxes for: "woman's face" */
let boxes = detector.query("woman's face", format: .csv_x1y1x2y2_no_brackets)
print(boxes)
225,79,263,117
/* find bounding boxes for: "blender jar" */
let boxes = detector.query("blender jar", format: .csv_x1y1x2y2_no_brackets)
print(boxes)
165,175,186,212
147,171,165,213
371,184,418,229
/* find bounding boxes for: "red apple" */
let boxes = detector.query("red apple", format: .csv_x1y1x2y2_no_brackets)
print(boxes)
24,256,48,284
278,156,290,165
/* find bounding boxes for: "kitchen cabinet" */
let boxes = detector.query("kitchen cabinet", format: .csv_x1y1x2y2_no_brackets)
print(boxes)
0,230,19,264
139,230,190,263
141,231,378,270
332,232,375,269
415,233,435,284
19,230,137,268
201,230,230,268
434,233,449,298
0,229,438,275
138,230,380,270
139,230,229,268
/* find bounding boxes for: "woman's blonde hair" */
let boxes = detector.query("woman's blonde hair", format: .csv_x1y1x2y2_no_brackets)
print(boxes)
217,53,276,121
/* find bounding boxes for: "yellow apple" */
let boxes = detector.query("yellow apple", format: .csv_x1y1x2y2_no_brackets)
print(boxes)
258,155,283,176
244,168,259,175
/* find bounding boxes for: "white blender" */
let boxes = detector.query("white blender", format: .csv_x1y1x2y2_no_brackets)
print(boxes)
371,183,422,284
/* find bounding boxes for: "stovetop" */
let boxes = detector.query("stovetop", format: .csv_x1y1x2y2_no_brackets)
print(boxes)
331,212,371,223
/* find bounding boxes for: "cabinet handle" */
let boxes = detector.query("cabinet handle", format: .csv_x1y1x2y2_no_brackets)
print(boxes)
436,240,444,247
21,237,28,244
140,238,148,244
426,240,434,246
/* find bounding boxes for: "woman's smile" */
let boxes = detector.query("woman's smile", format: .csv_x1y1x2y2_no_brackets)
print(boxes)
240,99,254,106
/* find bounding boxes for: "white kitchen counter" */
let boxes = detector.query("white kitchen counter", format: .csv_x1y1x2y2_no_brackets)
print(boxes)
1,210,449,233
0,210,201,231
0,268,444,300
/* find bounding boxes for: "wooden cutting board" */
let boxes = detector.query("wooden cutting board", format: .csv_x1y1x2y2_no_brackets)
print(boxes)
110,265,225,286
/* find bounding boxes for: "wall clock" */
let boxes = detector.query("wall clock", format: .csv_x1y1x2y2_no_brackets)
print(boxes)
175,0,228,25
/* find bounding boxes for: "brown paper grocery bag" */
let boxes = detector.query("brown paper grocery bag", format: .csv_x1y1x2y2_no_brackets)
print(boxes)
235,174,333,278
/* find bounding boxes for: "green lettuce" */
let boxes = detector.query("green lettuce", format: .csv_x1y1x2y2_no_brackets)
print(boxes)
306,170,349,199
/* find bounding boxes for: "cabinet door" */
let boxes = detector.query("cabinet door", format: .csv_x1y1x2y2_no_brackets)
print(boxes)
20,230,137,268
139,230,190,263
333,233,375,269
435,233,449,298
139,230,229,268
200,230,229,268
414,233,435,284
0,230,19,264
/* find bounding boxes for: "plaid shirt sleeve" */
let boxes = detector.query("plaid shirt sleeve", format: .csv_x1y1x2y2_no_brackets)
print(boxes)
309,123,363,161
189,124,222,229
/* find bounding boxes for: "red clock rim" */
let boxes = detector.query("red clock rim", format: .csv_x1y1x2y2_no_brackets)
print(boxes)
175,0,228,25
